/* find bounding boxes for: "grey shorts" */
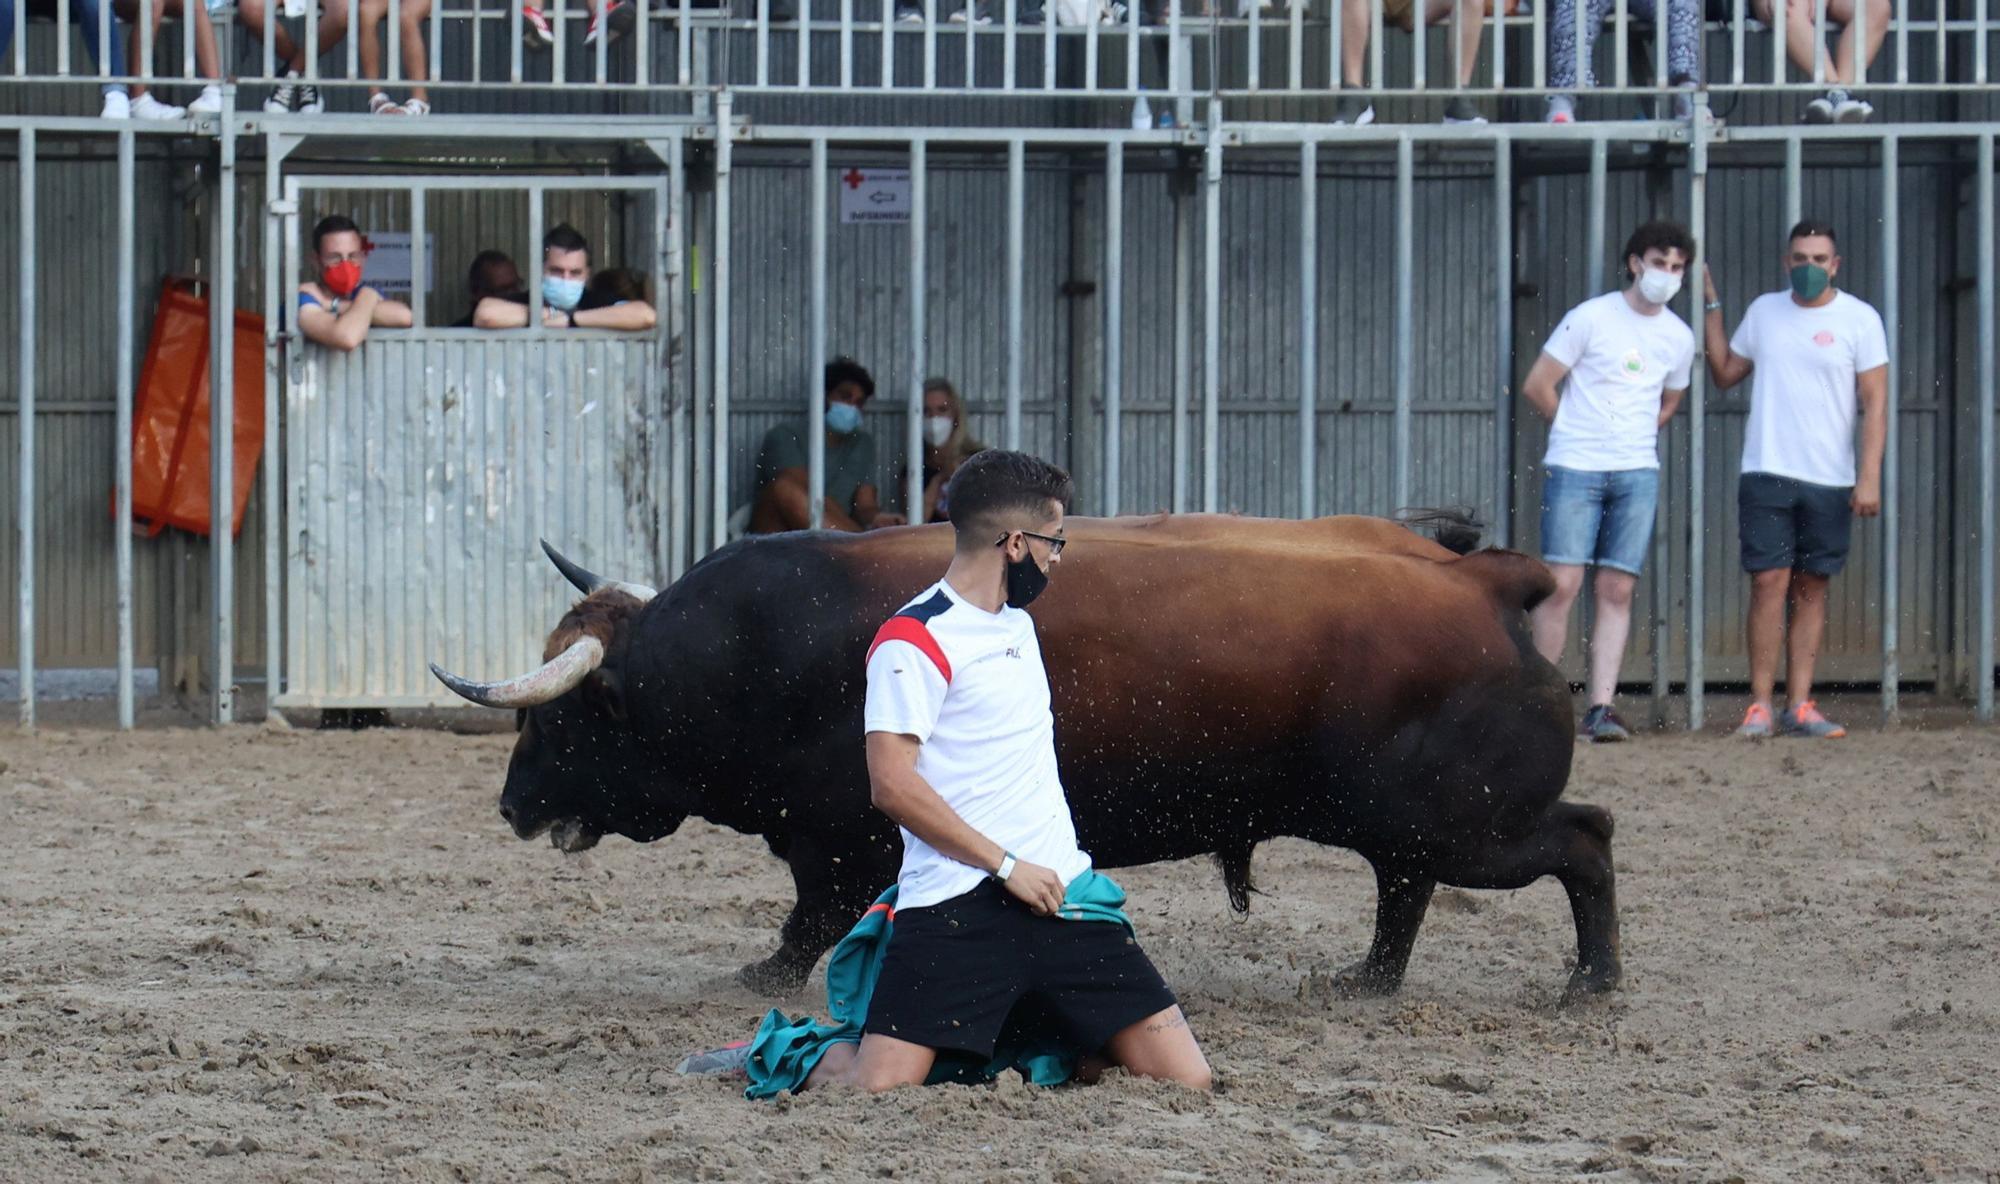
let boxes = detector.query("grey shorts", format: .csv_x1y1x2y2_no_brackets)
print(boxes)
1738,472,1853,576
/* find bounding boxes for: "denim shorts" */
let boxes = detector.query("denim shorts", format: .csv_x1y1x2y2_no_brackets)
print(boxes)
1738,472,1853,576
1539,465,1661,576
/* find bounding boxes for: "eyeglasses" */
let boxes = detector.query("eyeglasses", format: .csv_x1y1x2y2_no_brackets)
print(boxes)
996,530,1066,557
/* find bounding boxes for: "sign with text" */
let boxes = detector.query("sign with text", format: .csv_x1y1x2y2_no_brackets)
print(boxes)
837,168,911,225
361,232,437,302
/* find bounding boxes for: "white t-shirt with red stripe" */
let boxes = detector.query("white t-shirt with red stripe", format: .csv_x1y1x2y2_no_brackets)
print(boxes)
863,578,1092,910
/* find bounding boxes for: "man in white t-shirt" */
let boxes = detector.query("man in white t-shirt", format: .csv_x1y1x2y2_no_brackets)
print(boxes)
800,449,1210,1094
1521,221,1697,743
1703,220,1889,740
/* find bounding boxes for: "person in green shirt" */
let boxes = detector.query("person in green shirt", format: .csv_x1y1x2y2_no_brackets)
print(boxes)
750,357,907,533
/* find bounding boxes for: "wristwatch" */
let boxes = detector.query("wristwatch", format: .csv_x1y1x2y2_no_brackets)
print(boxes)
566,309,577,327
994,852,1018,882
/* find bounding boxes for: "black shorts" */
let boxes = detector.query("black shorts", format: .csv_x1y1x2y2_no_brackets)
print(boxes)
862,881,1178,1060
1739,472,1854,576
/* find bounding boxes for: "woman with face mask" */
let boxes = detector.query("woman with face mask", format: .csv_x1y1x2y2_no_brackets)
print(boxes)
902,379,987,524
295,214,414,352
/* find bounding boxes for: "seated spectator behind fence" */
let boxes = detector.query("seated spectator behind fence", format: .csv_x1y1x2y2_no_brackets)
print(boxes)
521,0,636,49
0,0,134,118
1545,0,1703,124
358,0,432,114
749,357,906,534
1749,0,1888,123
109,0,223,118
1331,0,1489,126
901,378,987,524
238,0,347,115
453,250,525,327
586,267,648,308
297,215,415,351
474,225,657,331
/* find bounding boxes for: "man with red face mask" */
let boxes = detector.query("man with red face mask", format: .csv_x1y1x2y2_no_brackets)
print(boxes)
297,215,414,353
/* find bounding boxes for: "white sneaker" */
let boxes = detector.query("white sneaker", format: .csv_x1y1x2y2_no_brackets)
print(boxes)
1833,94,1874,123
130,93,187,119
100,89,132,119
188,84,224,114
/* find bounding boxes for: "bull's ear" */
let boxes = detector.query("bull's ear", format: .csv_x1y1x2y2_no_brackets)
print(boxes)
586,668,628,722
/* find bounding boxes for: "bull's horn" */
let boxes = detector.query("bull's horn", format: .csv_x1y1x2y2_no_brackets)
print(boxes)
540,539,658,602
429,636,605,709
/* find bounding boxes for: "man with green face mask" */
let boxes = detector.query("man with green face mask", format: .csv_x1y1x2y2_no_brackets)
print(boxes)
1702,220,1890,740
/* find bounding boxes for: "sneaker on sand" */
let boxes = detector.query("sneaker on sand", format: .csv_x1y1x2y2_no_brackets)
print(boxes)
1441,96,1485,125
1736,702,1774,738
1331,94,1373,126
100,89,131,119
130,93,187,119
1779,700,1847,739
1579,704,1631,743
523,4,555,47
676,1040,753,1077
1545,93,1576,124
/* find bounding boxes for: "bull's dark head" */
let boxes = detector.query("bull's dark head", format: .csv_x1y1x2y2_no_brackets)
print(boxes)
428,543,687,853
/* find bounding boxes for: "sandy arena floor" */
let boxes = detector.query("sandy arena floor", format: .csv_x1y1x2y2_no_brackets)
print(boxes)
2,715,1997,1182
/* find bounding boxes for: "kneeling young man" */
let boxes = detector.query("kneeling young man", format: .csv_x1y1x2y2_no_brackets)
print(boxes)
807,450,1210,1093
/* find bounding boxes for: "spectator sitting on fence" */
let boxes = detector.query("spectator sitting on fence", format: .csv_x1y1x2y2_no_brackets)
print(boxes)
1749,0,1888,123
354,0,433,114
473,225,658,331
1330,0,1489,126
109,0,225,118
452,250,525,327
238,0,350,115
1544,0,1704,124
899,377,987,524
0,0,136,118
748,357,906,534
521,0,636,49
297,214,415,352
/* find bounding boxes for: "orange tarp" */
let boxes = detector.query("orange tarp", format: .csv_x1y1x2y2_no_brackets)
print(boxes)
127,280,266,538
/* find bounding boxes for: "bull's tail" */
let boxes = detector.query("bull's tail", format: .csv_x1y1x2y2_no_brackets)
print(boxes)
1394,507,1484,556
1454,548,1557,614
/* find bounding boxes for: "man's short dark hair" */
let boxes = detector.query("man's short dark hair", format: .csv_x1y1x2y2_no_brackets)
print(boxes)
468,249,517,297
543,223,590,260
311,214,360,254
1622,220,1695,282
1788,219,1839,250
824,356,876,402
944,450,1074,544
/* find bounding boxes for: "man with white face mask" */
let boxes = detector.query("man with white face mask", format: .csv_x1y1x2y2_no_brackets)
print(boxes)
1521,221,1697,742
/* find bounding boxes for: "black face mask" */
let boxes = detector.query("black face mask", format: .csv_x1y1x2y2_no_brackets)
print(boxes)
1003,550,1049,609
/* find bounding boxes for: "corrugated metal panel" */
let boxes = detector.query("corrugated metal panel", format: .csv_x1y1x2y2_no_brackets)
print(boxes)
281,335,664,706
722,149,1070,513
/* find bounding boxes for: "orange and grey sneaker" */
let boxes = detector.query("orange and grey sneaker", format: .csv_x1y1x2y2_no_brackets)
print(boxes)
1736,702,1774,738
1780,700,1847,739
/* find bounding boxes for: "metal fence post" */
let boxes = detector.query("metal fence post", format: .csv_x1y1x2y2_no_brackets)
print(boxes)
1979,133,1996,721
16,128,35,729
211,90,238,725
809,137,828,530
119,129,137,729
1006,138,1025,451
1300,140,1318,520
1493,135,1514,549
1880,134,1900,723
1104,142,1124,518
907,141,928,525
1686,104,1710,731
713,94,735,547
1201,103,1223,513
1394,134,1413,512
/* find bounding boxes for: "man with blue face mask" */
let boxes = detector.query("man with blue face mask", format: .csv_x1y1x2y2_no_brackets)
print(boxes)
749,357,906,534
1703,220,1889,741
472,224,657,332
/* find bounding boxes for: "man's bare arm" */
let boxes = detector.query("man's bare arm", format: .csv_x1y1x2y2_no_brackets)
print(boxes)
866,731,1065,915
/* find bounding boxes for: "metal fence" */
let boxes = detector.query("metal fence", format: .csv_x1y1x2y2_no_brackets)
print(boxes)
2,112,1996,727
2,0,1996,108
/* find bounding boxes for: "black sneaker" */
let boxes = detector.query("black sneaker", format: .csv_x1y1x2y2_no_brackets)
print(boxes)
295,82,323,114
1332,94,1374,126
1441,96,1485,125
1579,704,1631,743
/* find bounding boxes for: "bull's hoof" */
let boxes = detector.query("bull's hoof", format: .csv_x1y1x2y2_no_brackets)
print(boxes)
736,953,812,997
1559,962,1622,1005
1330,959,1403,999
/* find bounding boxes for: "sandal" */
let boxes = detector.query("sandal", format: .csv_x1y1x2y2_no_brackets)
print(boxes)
400,97,430,116
368,92,406,116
